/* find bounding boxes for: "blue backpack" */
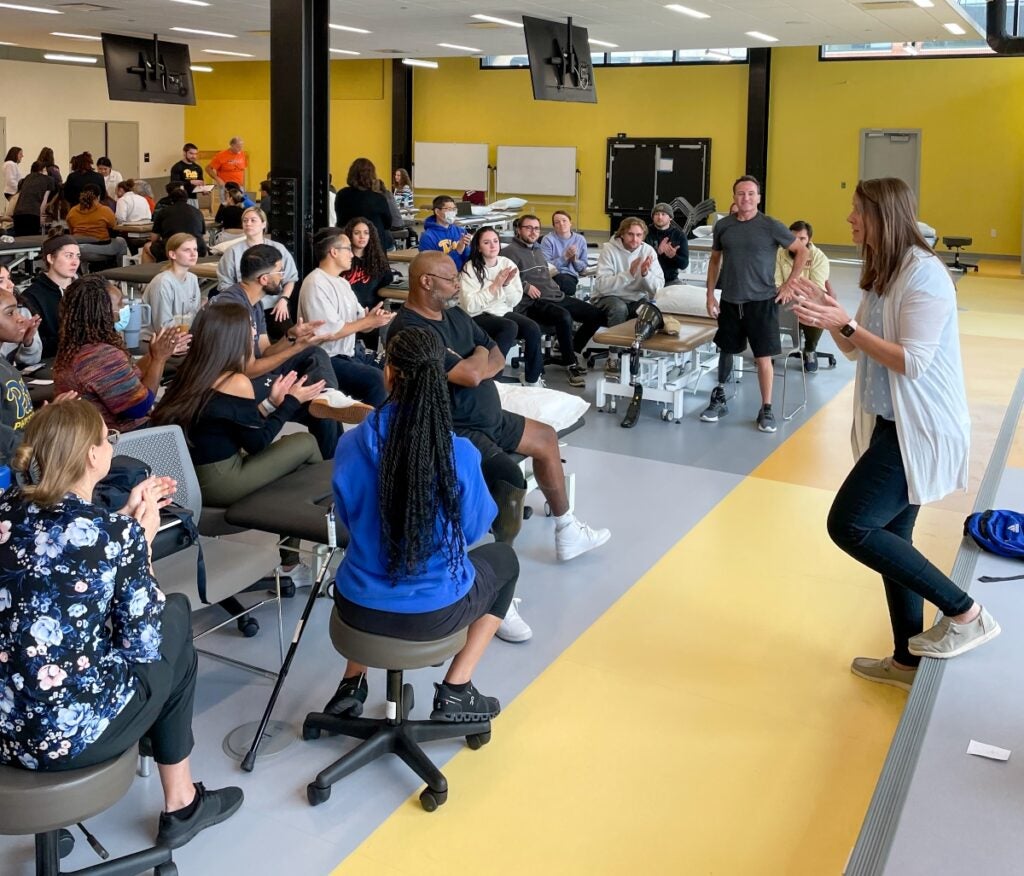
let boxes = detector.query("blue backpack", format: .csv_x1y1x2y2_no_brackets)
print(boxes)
964,510,1024,559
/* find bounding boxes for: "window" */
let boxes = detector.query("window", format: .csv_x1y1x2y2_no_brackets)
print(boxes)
481,47,747,69
606,49,675,65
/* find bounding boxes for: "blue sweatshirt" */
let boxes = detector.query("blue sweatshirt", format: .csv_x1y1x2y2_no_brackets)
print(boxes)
420,216,469,270
540,230,589,278
332,406,497,613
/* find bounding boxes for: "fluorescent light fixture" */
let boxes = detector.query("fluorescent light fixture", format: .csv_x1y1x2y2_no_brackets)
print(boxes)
171,26,236,38
171,0,211,5
943,22,967,35
402,58,438,68
438,42,481,52
44,53,98,63
329,48,360,55
664,4,710,20
589,38,618,48
50,31,101,40
0,2,61,12
190,64,213,71
704,49,733,61
0,40,19,46
911,0,934,7
470,13,523,27
202,48,253,57
746,31,779,42
329,23,371,34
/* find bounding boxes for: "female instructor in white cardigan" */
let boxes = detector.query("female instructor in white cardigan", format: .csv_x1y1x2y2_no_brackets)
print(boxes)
791,177,999,691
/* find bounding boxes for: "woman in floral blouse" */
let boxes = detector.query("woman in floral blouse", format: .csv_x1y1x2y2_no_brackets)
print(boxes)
0,401,242,849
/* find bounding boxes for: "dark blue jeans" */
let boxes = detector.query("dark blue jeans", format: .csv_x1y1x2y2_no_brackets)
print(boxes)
330,344,387,407
827,416,973,666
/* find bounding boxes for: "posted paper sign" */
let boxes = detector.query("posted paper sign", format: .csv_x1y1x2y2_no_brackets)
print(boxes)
967,739,1011,761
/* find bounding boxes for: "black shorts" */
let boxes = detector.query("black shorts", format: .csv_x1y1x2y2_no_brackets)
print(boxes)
458,411,526,460
714,299,781,358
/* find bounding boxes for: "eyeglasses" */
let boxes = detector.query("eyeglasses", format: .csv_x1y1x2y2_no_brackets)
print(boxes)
425,273,459,285
259,270,286,279
105,429,120,447
519,225,541,232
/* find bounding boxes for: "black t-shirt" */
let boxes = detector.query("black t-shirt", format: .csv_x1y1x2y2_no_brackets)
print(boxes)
21,273,63,358
169,160,205,196
187,390,299,467
63,170,106,207
334,188,394,250
389,306,501,436
215,203,245,228
343,257,393,309
645,225,690,284
152,202,208,254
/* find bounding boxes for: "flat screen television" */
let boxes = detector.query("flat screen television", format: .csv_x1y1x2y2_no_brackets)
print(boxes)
522,16,597,104
101,33,195,105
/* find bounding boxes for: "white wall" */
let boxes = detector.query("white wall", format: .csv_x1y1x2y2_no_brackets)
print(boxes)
0,59,184,180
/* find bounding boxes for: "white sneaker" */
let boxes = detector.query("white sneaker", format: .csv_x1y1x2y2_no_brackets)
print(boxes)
555,518,611,562
496,598,532,643
523,377,546,388
275,562,313,588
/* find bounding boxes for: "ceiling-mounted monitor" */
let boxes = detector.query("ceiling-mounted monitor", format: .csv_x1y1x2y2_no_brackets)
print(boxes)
101,32,195,105
522,15,597,104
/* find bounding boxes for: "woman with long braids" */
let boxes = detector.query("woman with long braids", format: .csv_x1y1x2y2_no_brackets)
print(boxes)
791,177,999,688
322,326,522,722
53,275,185,431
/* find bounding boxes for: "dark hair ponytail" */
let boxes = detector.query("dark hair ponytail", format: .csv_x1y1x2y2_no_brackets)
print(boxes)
377,327,465,582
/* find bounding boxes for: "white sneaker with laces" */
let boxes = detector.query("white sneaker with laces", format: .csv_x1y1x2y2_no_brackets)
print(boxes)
555,518,611,562
496,598,532,643
275,562,313,588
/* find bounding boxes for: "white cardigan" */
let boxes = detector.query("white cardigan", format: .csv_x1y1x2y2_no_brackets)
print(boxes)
848,248,970,505
459,256,523,317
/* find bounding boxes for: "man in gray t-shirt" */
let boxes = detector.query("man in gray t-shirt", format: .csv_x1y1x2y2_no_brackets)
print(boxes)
701,175,808,433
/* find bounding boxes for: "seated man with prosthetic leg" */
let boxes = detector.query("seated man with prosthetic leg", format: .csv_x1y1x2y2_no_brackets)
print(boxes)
390,253,612,639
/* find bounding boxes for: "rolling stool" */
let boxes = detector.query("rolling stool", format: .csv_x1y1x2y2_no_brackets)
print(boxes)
303,611,492,812
942,235,979,272
0,747,175,875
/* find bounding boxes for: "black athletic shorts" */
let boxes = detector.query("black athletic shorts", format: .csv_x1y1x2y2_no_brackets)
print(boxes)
458,411,527,460
714,299,782,358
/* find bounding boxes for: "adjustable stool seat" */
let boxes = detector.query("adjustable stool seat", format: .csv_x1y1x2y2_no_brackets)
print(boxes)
0,747,174,875
302,611,491,812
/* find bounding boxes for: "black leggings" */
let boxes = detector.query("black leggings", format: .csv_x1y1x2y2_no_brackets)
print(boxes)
336,542,519,640
54,594,197,769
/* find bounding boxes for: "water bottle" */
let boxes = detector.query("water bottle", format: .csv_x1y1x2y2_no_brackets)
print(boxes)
121,301,152,350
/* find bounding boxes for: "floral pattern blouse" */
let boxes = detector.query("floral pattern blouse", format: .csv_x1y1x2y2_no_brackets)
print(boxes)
0,488,165,769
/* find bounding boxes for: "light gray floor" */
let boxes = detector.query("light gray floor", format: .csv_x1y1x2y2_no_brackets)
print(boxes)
0,264,866,875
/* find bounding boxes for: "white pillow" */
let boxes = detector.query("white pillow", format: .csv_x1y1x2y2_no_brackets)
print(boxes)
210,234,246,255
495,383,588,433
692,225,714,238
655,284,720,318
489,197,527,211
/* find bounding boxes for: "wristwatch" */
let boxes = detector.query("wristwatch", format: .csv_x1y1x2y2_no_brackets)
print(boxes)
839,319,858,338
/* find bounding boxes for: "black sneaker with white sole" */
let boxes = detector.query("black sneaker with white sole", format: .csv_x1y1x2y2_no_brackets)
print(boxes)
700,386,728,422
156,783,244,850
323,673,368,717
566,364,586,388
757,405,777,433
430,681,500,723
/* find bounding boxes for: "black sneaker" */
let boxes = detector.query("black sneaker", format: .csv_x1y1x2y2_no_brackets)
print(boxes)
323,673,368,717
700,386,728,422
566,364,586,388
430,681,500,723
156,783,243,850
803,350,818,373
757,405,777,433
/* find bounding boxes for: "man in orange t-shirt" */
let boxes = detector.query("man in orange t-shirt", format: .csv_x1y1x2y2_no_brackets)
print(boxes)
205,137,247,190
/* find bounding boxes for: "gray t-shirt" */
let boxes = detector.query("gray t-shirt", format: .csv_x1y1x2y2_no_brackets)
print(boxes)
712,212,795,303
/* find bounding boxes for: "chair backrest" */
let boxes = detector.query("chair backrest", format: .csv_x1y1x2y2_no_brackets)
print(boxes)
777,304,800,354
114,425,203,523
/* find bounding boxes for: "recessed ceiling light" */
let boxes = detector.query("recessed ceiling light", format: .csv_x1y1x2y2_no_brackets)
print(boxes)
44,52,98,62
402,58,438,68
664,5,710,20
0,2,62,12
471,13,523,28
438,42,481,52
171,26,236,38
0,40,19,45
50,31,101,40
329,48,360,55
202,48,253,57
911,0,934,7
171,0,210,5
589,38,618,48
329,23,371,34
943,22,966,35
746,31,779,42
190,64,213,71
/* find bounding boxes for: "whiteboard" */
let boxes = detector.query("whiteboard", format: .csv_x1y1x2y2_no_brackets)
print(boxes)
413,141,489,191
496,145,577,196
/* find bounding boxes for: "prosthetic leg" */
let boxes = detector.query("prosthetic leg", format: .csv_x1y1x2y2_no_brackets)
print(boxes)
621,302,666,429
482,452,529,545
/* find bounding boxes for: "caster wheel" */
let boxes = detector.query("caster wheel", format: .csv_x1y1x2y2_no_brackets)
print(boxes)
609,398,617,413
236,615,259,638
302,721,322,741
544,502,552,517
420,787,448,811
523,506,533,521
466,731,491,750
307,783,331,806
660,409,671,421
58,828,74,859
403,683,415,714
155,863,178,876
279,580,296,599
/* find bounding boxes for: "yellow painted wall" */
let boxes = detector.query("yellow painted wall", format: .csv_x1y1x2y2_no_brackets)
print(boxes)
184,59,391,189
769,46,1024,254
412,58,749,231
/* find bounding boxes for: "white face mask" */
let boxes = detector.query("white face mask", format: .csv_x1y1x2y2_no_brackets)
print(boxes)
443,210,457,224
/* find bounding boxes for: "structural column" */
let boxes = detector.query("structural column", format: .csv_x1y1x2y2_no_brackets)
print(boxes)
269,0,330,279
745,47,771,210
391,59,413,179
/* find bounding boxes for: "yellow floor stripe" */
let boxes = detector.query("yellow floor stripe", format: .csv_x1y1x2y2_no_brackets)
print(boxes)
977,259,1023,281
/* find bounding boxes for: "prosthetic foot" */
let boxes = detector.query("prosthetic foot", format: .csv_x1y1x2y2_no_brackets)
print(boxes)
621,384,644,428
491,480,528,545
